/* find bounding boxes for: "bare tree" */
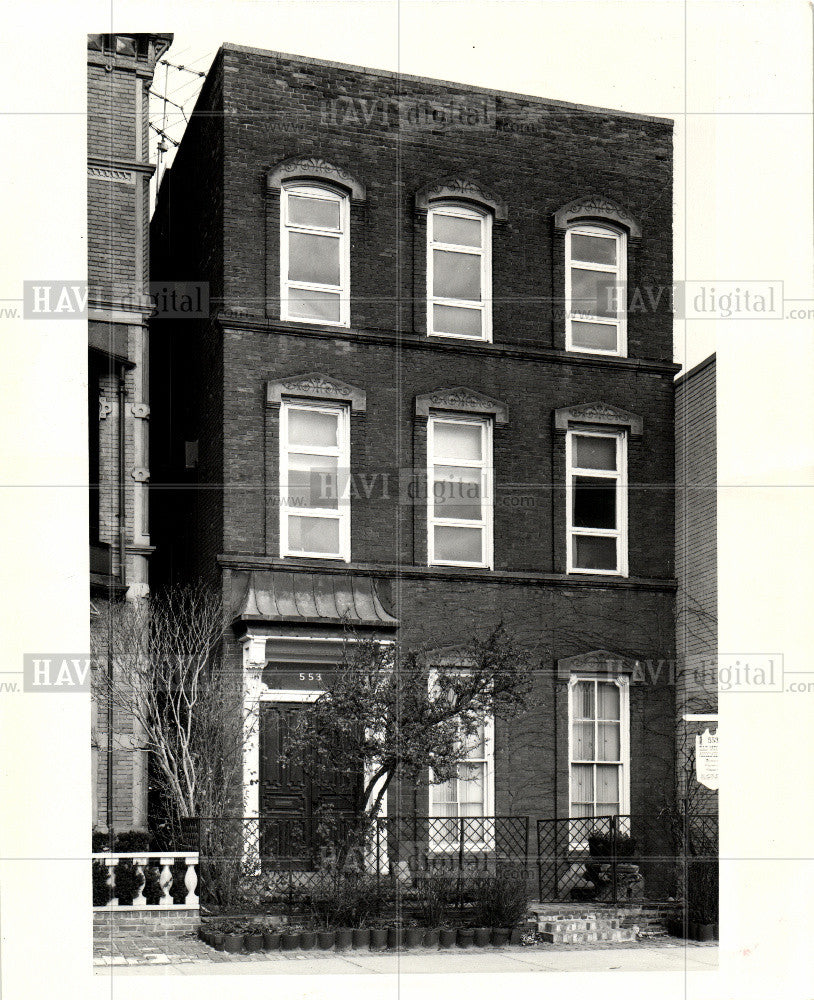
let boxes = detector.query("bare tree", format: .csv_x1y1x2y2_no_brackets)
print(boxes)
92,584,254,846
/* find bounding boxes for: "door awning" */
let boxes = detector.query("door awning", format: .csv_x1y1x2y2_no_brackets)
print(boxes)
230,569,398,628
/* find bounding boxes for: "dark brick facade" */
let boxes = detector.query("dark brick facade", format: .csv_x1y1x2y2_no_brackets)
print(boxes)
150,44,678,831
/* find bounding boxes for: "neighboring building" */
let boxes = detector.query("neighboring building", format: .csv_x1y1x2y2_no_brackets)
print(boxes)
675,354,717,807
150,44,679,858
88,31,172,833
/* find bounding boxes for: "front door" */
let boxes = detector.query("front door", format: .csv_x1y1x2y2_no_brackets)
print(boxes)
259,701,359,866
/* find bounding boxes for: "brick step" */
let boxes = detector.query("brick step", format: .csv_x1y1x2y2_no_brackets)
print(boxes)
537,927,639,945
538,918,620,932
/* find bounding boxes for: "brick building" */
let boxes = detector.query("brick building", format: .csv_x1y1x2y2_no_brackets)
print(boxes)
150,44,679,859
88,32,172,833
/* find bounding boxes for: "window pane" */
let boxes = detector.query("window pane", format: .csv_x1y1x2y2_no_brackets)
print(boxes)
288,232,341,285
597,683,620,720
433,421,482,461
433,249,481,300
433,213,482,247
571,233,617,266
574,535,617,571
434,525,483,563
571,267,618,318
432,303,483,337
287,408,338,448
287,288,341,323
433,465,482,520
570,321,619,351
287,194,341,230
595,765,619,805
597,722,621,761
287,515,340,554
287,454,339,509
573,476,616,529
462,722,486,758
432,777,458,816
574,680,594,719
572,721,595,760
459,763,485,811
574,435,616,471
571,763,593,803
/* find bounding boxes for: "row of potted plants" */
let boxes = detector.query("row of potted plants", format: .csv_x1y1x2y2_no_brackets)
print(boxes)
199,919,532,954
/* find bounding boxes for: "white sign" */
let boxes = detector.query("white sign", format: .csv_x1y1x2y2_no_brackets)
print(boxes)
695,728,719,790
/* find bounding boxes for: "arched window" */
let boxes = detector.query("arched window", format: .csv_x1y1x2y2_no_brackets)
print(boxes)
280,182,350,327
427,201,492,341
565,224,626,355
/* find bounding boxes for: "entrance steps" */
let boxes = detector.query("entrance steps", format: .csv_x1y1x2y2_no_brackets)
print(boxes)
528,902,679,944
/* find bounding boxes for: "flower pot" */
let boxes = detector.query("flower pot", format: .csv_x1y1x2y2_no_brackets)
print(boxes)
335,928,353,951
245,933,264,953
423,928,440,949
263,930,281,951
405,928,424,948
388,927,405,950
492,928,510,947
509,927,523,946
439,928,457,949
667,919,686,938
457,927,474,948
317,930,335,950
209,932,225,951
299,931,316,950
473,927,491,947
369,928,389,950
223,932,244,954
352,928,371,949
281,931,301,951
694,923,715,942
198,926,209,943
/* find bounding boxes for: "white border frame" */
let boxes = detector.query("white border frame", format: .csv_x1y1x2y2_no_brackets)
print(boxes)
279,399,351,561
427,202,492,342
280,182,350,328
565,224,627,357
565,426,628,576
427,414,493,569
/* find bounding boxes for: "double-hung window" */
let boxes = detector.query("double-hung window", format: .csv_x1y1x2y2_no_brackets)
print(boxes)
427,415,492,568
429,712,494,851
566,225,626,355
281,183,349,327
279,401,350,560
569,676,629,825
566,428,627,575
427,203,491,341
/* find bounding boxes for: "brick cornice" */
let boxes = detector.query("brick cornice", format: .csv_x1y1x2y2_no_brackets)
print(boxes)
216,313,680,376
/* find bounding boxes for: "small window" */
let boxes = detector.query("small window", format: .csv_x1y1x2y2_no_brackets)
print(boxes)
569,676,629,828
566,428,627,575
427,415,493,568
430,716,494,850
279,401,350,560
281,184,349,327
566,225,626,355
427,203,492,341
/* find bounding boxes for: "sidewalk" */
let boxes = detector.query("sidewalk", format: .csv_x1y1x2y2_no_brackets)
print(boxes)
94,935,718,975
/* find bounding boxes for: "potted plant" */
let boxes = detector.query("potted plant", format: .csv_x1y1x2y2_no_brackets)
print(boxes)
299,929,316,950
262,927,282,951
317,928,336,950
439,925,457,949
352,926,371,949
281,926,301,951
404,922,424,949
222,921,245,954
369,925,389,950
244,920,265,953
334,927,353,950
423,926,440,948
457,926,475,948
588,831,636,858
388,925,405,950
492,927,510,947
687,858,719,941
471,867,530,947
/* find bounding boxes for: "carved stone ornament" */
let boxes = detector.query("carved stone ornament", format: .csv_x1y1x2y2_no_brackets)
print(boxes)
553,195,641,238
99,397,113,420
88,164,136,186
415,178,508,221
553,401,642,438
266,157,366,201
415,387,509,424
130,467,150,483
266,373,367,412
131,402,150,419
557,649,637,681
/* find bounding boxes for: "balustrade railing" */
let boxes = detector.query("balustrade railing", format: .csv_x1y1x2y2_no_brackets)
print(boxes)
92,851,199,909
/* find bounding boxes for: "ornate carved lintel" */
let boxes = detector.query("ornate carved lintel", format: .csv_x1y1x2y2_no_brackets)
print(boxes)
266,157,366,201
266,373,366,412
553,401,642,438
553,195,641,237
415,387,509,425
415,178,507,221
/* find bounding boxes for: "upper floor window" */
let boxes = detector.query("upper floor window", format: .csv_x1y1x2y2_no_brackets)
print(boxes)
566,225,626,356
427,203,492,341
566,428,627,575
427,415,493,568
279,400,350,560
281,183,349,327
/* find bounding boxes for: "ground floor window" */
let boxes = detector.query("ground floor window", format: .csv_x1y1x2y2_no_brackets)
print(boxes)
429,716,494,850
569,676,629,823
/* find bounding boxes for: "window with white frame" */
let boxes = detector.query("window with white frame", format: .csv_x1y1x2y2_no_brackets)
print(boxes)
281,183,349,327
566,225,626,355
427,415,492,568
566,428,627,575
279,401,350,560
427,203,492,340
429,715,494,850
569,676,629,821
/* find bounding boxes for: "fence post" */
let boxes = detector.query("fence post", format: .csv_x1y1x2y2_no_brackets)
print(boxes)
376,821,381,913
610,814,618,905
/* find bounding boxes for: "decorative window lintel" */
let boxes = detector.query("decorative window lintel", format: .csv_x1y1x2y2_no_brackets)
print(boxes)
415,179,507,221
553,195,641,238
266,157,366,201
557,649,638,682
554,401,642,438
416,387,508,425
266,373,367,412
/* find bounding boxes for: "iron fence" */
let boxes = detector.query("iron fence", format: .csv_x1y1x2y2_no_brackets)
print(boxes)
536,813,718,905
184,815,529,916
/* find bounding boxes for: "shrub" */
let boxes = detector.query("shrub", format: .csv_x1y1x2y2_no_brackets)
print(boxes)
587,832,636,858
471,867,529,928
415,870,453,927
309,873,378,929
687,858,718,924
